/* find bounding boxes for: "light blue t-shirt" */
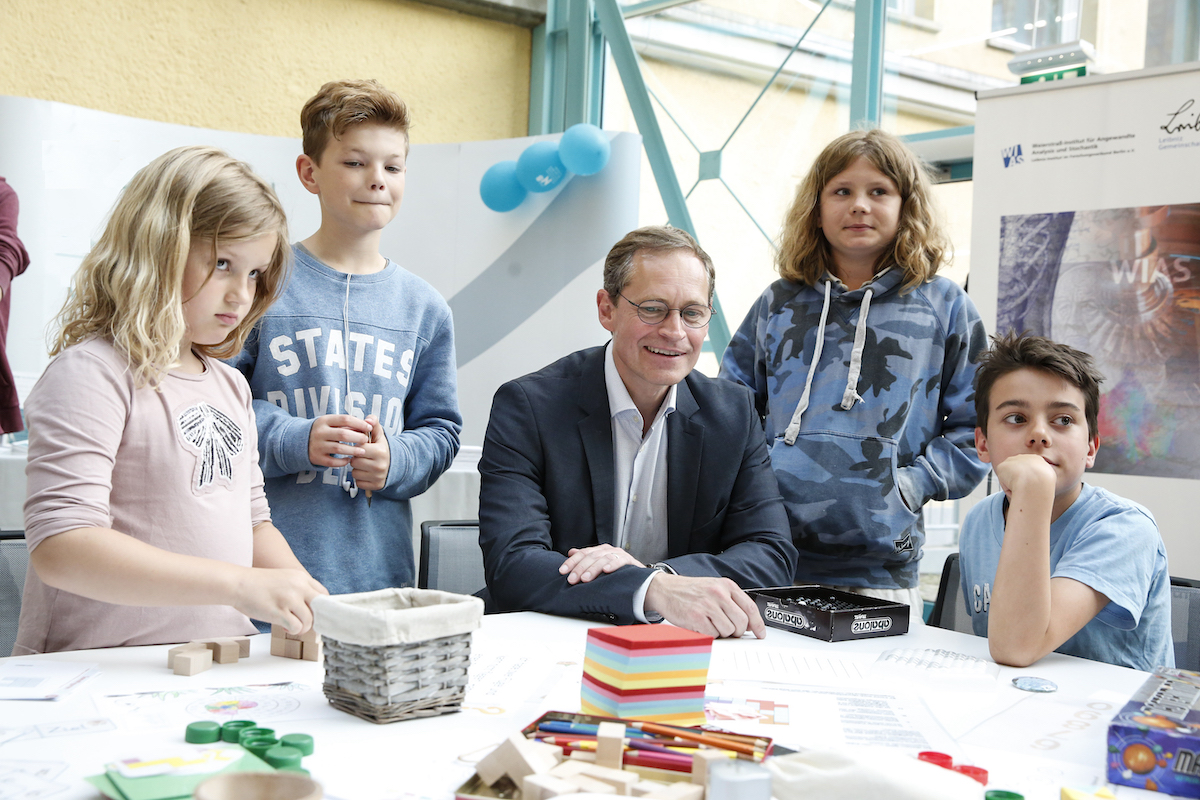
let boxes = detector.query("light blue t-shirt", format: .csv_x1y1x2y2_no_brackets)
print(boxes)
958,483,1173,671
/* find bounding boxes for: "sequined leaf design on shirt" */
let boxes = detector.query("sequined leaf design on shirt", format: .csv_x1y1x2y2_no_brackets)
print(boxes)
177,401,243,492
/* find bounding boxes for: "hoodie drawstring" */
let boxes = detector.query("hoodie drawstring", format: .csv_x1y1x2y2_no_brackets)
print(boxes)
782,282,873,446
783,281,832,445
841,288,873,410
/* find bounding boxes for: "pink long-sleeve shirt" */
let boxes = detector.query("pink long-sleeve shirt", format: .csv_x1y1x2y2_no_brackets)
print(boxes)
15,338,265,654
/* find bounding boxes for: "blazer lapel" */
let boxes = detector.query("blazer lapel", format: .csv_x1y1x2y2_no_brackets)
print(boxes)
578,349,616,544
667,377,702,557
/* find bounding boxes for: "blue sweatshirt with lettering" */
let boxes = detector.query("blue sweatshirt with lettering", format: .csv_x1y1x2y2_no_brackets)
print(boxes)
230,244,461,594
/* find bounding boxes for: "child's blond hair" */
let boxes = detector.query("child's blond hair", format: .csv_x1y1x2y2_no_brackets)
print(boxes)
777,129,948,292
300,79,411,164
53,145,289,387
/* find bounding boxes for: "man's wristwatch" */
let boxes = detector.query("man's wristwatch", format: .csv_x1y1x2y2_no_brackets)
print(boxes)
649,562,678,575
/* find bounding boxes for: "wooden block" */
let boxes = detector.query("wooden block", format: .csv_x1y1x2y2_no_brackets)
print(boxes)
691,749,725,786
204,639,241,664
566,751,596,762
549,760,594,779
173,648,213,676
595,722,626,770
270,636,289,657
475,733,560,787
560,774,617,795
577,764,638,796
529,741,563,764
300,634,323,662
283,639,302,659
166,642,206,670
632,781,669,797
231,636,251,657
522,773,581,800
271,624,287,640
644,782,704,800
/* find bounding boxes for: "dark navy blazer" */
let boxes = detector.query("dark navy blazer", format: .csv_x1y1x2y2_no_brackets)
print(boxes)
478,346,797,624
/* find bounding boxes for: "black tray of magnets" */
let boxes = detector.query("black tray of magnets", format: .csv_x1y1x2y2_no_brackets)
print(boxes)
750,585,909,641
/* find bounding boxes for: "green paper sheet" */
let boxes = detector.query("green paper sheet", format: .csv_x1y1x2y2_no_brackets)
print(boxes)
86,750,274,800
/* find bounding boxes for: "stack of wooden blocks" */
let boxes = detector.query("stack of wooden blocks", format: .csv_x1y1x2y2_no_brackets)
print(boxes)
475,723,718,800
582,625,714,725
167,637,251,676
270,624,322,662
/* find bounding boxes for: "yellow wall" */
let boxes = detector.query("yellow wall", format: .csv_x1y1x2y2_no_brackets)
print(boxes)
0,0,531,144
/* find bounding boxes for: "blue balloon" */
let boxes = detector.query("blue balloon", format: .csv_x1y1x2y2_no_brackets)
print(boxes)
516,141,567,193
559,123,611,176
480,161,527,212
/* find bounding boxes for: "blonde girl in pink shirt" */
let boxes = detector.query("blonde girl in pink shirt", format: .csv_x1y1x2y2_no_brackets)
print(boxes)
15,146,327,654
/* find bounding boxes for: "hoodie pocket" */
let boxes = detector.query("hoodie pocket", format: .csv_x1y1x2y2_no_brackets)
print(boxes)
768,430,920,563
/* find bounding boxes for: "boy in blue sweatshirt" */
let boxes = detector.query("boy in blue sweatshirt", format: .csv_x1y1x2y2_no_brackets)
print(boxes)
232,79,461,594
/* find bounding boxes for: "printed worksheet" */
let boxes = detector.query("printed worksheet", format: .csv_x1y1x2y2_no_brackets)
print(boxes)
0,760,68,800
708,645,872,687
94,682,339,732
705,679,957,754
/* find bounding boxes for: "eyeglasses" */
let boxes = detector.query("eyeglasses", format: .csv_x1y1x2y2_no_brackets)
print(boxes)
620,294,712,328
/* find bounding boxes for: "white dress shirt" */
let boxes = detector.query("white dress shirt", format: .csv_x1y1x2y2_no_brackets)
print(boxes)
604,343,676,621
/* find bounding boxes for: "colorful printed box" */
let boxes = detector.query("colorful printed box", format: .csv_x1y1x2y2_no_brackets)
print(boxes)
1107,667,1200,797
582,625,714,726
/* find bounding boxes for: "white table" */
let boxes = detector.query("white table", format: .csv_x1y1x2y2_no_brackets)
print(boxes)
0,614,1161,800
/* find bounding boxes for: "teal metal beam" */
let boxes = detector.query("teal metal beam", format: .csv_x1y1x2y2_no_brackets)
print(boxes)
529,22,551,134
1173,0,1199,64
565,0,593,127
594,0,731,357
849,0,886,128
589,20,606,125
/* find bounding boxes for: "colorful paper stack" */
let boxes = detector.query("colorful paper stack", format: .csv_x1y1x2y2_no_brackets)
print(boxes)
582,625,714,726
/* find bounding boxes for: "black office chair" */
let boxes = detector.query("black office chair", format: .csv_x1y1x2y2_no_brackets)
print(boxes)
1170,577,1200,671
927,552,976,634
418,520,486,596
0,531,28,656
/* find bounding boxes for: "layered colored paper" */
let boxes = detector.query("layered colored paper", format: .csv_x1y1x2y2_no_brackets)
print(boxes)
582,626,713,725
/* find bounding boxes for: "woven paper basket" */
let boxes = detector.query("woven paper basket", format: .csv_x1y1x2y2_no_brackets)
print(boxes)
311,588,483,724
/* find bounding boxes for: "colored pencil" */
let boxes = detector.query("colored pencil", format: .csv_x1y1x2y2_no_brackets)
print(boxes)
631,721,760,756
537,721,656,738
535,735,702,758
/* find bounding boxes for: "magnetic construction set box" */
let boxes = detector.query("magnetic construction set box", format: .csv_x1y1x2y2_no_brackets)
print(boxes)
750,586,909,642
1107,667,1200,797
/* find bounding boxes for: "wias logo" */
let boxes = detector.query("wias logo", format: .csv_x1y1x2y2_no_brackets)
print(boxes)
851,617,891,634
1002,144,1023,168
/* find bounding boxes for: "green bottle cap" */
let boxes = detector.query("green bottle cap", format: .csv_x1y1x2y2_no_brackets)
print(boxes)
238,726,275,744
984,792,1024,800
280,733,314,756
221,720,257,743
264,745,304,770
185,721,222,743
242,736,279,759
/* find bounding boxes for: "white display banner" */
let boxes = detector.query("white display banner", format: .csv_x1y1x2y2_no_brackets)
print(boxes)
0,95,641,448
971,63,1200,576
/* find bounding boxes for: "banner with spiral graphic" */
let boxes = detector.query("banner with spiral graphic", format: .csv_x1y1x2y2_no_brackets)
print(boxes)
997,204,1200,479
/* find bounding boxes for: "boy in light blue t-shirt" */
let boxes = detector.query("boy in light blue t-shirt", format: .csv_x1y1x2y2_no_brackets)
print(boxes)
958,332,1172,671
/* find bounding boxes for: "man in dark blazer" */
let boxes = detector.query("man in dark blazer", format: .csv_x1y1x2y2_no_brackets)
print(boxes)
478,226,797,638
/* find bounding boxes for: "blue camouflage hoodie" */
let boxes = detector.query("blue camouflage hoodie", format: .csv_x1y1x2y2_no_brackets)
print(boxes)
229,244,461,595
719,268,988,589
